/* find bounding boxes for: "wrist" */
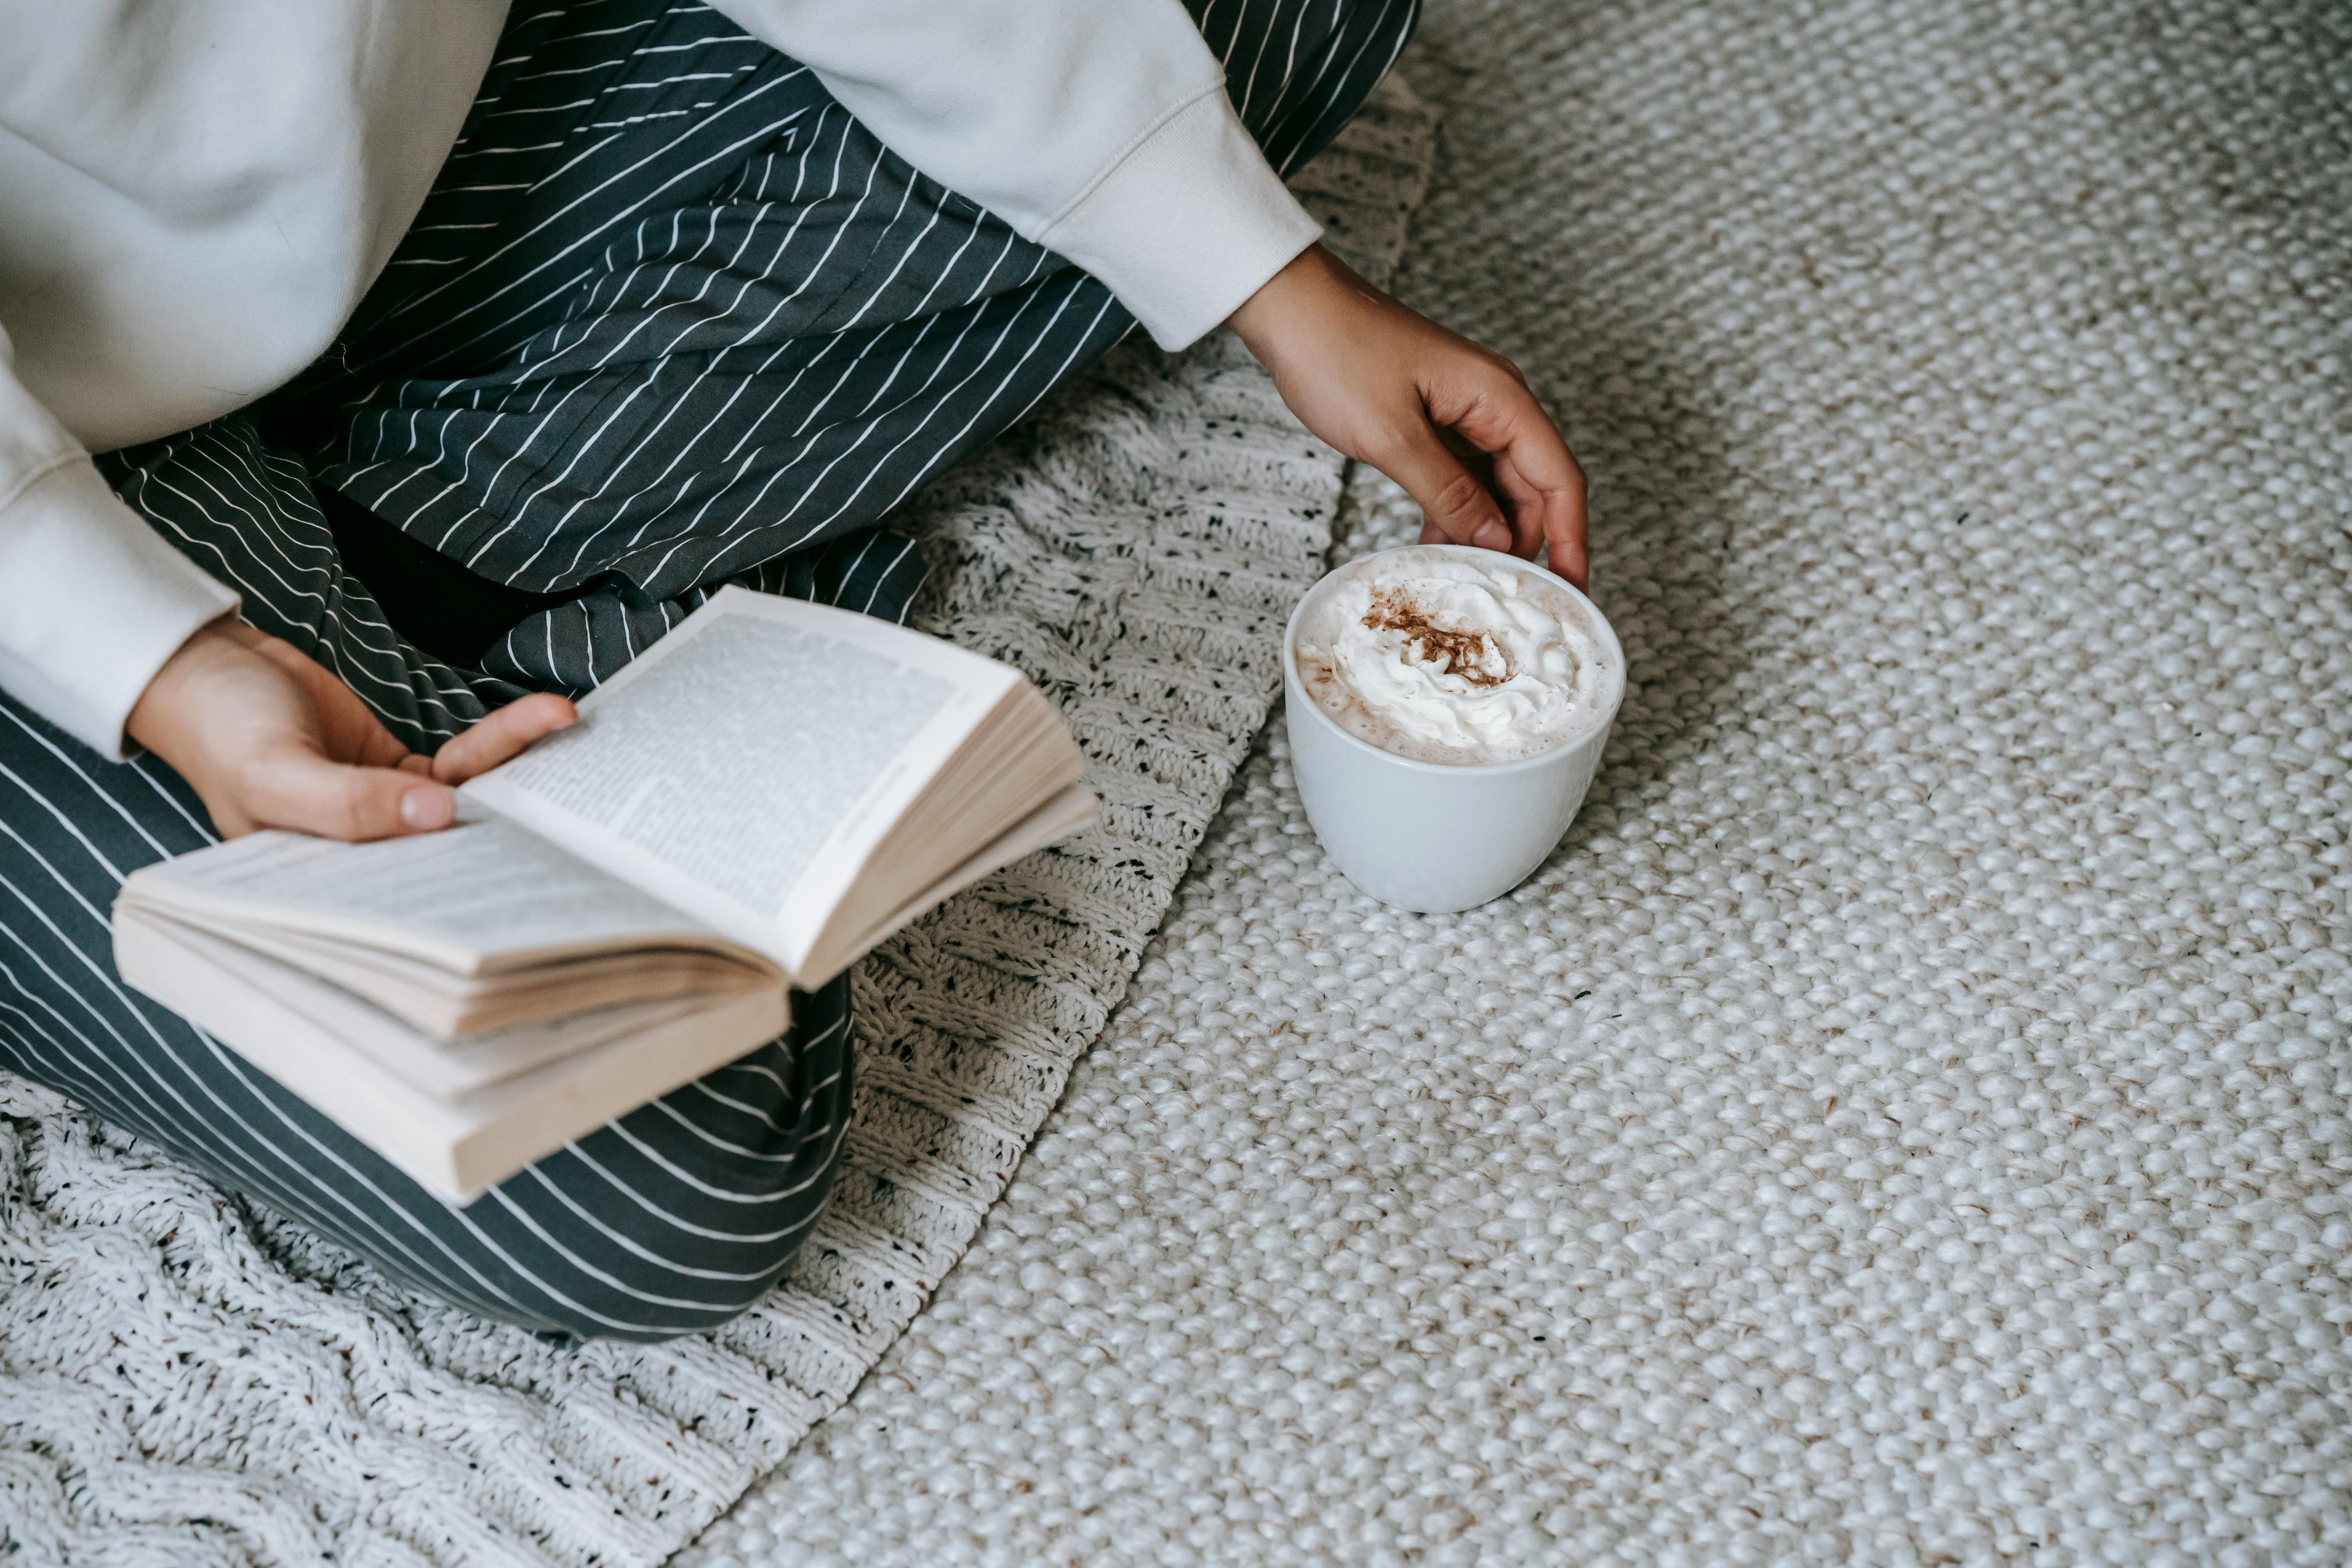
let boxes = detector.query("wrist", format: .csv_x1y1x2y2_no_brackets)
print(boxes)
125,614,244,759
1228,245,1332,352
1227,244,1396,369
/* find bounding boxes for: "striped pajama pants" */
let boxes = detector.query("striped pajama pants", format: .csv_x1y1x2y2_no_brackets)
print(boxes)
0,0,1414,1341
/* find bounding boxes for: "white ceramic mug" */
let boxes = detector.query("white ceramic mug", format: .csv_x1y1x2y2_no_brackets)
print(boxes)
1281,545,1624,913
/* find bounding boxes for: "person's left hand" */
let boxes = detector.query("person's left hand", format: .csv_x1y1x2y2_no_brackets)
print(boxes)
1226,243,1588,589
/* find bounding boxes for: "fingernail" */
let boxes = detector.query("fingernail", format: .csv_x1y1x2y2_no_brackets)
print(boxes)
401,788,452,830
1473,520,1512,551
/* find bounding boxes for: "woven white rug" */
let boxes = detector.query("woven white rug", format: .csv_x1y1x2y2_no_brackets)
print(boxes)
0,81,1437,1567
682,2,2352,1564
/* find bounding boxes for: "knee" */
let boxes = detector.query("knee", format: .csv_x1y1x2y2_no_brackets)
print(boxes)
481,1005,857,1343
483,1119,853,1344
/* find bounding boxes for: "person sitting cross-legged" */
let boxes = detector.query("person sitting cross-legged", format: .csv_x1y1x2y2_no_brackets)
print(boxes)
0,0,1585,1341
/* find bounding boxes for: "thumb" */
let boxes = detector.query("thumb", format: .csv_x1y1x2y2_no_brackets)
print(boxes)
1378,424,1513,552
243,747,456,842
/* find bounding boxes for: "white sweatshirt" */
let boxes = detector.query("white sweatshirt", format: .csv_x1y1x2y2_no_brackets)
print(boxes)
0,0,1321,757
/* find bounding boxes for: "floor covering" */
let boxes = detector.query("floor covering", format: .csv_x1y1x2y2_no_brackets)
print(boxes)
682,3,2352,1563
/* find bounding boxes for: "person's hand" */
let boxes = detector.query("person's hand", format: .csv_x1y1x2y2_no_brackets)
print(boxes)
126,618,576,841
1226,243,1588,589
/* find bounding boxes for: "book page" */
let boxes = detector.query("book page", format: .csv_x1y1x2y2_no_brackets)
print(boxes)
115,911,788,1201
118,907,744,1096
800,781,1098,986
462,587,1014,969
116,814,727,975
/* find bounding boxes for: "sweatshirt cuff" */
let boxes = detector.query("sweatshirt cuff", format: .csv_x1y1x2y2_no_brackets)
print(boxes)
1039,87,1323,352
0,459,239,759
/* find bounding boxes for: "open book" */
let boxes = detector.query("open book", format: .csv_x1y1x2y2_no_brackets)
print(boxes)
114,587,1095,1201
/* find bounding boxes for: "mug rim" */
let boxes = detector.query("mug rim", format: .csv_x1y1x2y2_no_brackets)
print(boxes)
1281,543,1626,778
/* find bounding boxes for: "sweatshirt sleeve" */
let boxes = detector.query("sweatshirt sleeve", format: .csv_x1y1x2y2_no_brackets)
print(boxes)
703,0,1321,350
0,323,238,759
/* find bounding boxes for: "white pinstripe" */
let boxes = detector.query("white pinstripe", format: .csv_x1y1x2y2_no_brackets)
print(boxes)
122,447,481,727
523,1163,799,1281
361,74,815,367
561,1133,847,1244
0,710,194,853
641,231,1041,579
486,1186,768,1316
488,122,871,578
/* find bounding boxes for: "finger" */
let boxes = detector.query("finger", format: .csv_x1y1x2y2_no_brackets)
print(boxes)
1543,472,1590,592
1436,371,1587,587
196,790,261,840
351,724,422,773
1483,442,1546,560
1435,430,1525,548
1495,444,1590,588
1376,421,1514,553
432,692,578,785
243,749,456,841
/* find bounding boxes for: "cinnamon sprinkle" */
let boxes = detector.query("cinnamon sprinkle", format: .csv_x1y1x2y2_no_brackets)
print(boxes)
1362,588,1512,687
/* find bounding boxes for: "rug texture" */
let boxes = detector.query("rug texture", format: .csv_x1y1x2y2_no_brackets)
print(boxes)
0,80,1437,1567
682,2,2352,1564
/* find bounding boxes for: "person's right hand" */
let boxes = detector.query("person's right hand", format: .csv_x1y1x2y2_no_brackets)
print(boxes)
1226,244,1588,588
126,618,575,841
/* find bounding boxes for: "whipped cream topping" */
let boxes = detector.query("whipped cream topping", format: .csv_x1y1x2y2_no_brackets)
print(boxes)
1294,551,1617,765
